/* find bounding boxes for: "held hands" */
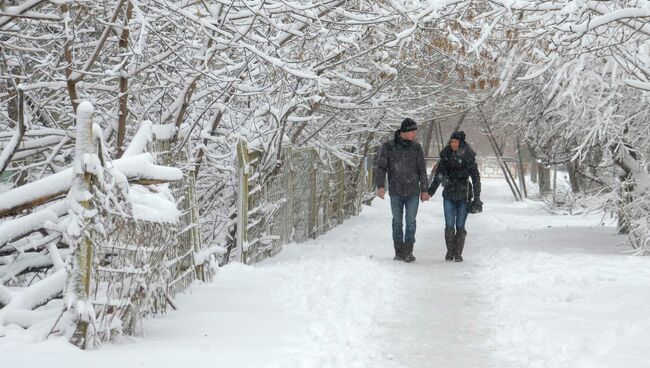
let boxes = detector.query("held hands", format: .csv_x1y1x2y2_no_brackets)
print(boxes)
420,192,431,202
377,188,431,202
377,187,385,199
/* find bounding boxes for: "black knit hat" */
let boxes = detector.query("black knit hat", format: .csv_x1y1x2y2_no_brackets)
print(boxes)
400,118,417,132
450,130,466,142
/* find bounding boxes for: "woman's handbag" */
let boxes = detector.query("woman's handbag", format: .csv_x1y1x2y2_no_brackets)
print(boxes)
466,181,482,214
469,199,483,214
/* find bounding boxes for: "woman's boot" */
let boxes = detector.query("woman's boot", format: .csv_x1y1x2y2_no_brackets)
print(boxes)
454,229,467,262
393,241,406,261
403,241,416,263
444,228,456,261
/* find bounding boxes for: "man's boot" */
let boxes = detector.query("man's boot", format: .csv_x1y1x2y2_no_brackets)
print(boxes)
444,228,456,261
403,241,416,263
454,229,467,262
393,241,406,261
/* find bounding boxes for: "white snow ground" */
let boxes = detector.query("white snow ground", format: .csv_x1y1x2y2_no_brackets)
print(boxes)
2,178,650,368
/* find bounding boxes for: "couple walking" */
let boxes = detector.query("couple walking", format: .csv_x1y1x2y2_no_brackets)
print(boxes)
374,118,482,262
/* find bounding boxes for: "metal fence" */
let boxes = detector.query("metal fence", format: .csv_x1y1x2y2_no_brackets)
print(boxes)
478,157,524,179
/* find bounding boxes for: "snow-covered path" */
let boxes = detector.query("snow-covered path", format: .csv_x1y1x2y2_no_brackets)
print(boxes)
3,179,650,368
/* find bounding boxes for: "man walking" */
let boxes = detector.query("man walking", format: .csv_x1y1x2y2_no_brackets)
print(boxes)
375,118,430,262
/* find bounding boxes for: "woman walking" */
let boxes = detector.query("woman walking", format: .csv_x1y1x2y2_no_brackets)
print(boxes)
427,131,482,262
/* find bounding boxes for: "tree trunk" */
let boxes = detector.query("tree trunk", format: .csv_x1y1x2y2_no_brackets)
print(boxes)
515,137,528,198
527,144,539,184
530,159,538,183
61,4,80,113
0,65,26,177
538,166,552,196
613,156,634,235
421,120,434,157
617,172,633,234
566,161,581,193
116,1,134,158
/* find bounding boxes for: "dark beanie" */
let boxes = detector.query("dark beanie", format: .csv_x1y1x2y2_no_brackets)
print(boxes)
400,118,417,132
450,130,466,142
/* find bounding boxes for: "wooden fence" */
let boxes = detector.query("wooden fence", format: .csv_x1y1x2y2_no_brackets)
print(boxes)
0,115,376,349
232,140,374,264
0,108,209,349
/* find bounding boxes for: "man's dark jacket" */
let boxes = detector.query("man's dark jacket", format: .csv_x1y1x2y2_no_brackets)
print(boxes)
374,130,428,197
428,143,481,201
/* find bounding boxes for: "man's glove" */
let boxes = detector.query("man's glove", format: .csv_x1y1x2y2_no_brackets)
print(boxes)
469,199,483,214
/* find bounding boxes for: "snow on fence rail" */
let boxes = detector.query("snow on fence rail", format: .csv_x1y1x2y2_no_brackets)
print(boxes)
230,139,374,264
0,103,210,348
0,109,376,349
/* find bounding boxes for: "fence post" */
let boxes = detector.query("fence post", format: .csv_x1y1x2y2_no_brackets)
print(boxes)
367,155,374,193
75,195,94,349
308,150,318,239
235,138,250,263
68,101,97,349
187,166,207,280
322,165,330,232
354,161,365,215
283,145,294,244
337,159,345,222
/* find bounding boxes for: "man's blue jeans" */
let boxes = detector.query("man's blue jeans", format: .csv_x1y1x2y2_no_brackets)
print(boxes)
390,195,420,242
443,198,468,231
